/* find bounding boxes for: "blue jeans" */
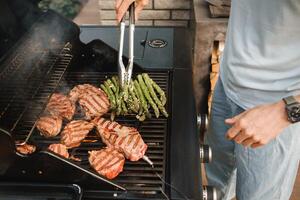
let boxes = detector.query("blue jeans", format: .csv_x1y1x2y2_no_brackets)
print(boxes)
205,79,300,200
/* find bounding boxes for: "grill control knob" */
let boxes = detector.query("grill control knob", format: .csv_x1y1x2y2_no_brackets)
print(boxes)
202,186,218,200
197,114,208,139
200,144,212,163
197,114,208,129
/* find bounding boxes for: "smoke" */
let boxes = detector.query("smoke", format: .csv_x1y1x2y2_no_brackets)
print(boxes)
0,1,79,131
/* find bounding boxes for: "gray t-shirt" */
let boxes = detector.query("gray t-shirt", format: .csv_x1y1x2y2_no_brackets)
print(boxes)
220,0,300,109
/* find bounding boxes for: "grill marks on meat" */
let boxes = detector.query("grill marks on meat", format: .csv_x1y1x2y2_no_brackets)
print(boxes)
16,144,36,155
36,116,62,137
36,85,148,179
69,84,108,102
93,117,148,161
79,94,108,120
48,143,69,158
61,120,94,148
69,84,110,120
89,147,125,179
46,93,75,121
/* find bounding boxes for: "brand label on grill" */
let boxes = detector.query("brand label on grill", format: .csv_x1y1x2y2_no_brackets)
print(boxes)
148,39,168,48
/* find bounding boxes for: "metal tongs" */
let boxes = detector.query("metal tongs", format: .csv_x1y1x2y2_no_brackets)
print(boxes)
118,3,135,89
117,3,154,168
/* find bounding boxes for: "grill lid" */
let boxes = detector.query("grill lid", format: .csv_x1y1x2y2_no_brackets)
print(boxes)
0,1,80,132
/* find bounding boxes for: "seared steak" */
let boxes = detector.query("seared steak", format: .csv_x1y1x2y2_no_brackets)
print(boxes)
46,93,75,121
89,147,125,179
69,84,110,120
48,143,69,158
16,144,36,155
61,120,94,148
93,117,148,161
69,84,88,102
36,115,62,137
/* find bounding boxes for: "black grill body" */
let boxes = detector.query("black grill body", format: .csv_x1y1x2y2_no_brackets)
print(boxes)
0,1,202,199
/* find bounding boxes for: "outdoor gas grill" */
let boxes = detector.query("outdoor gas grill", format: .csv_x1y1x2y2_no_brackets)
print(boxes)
0,1,215,200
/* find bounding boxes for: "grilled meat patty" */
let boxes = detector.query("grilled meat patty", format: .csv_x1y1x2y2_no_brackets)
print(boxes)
16,143,36,155
46,93,75,121
93,117,148,161
48,143,69,158
36,115,62,137
61,120,94,148
89,147,125,179
69,84,110,120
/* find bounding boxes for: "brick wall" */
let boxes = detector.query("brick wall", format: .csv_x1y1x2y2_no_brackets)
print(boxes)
98,0,192,27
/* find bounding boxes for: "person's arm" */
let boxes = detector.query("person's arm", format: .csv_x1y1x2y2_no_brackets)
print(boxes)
225,95,300,148
115,0,149,22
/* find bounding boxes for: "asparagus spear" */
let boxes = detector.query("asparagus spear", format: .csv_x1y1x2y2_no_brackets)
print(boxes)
110,111,116,121
137,75,160,118
112,76,119,90
116,106,122,116
114,77,126,115
123,84,129,102
121,98,128,114
142,74,168,118
125,95,135,113
133,82,147,121
104,81,116,109
133,82,144,115
128,82,140,112
143,73,167,106
100,84,116,110
107,79,117,93
136,114,146,121
111,77,122,115
134,80,149,115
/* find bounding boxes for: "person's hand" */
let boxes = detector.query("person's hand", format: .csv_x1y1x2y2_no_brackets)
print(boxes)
116,0,148,22
225,101,291,148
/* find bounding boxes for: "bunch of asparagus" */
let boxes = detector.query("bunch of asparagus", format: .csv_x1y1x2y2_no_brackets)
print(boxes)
100,73,168,121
